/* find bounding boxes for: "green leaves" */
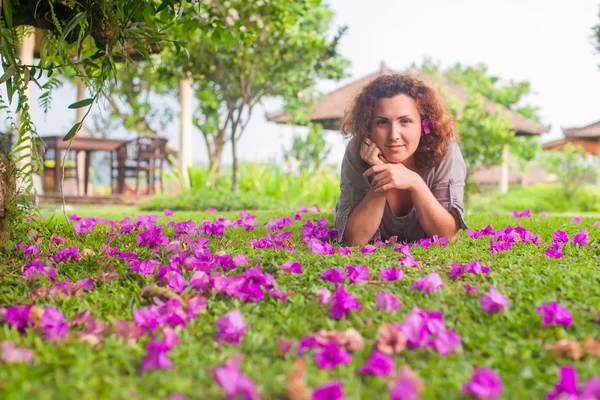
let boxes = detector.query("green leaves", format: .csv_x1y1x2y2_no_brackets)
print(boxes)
0,64,16,84
63,122,82,141
68,98,94,109
2,0,13,28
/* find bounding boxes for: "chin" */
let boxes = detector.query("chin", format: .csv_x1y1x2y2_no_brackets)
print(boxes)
383,152,408,164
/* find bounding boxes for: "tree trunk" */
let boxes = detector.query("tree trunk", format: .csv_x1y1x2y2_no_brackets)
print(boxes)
208,135,225,174
0,153,16,247
231,134,239,193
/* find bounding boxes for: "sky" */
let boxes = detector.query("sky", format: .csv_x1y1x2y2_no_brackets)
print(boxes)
5,0,600,171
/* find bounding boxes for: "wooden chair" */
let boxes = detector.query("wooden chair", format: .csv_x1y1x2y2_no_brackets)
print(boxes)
111,136,168,196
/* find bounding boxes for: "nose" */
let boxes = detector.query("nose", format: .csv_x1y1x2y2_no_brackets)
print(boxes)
389,120,402,142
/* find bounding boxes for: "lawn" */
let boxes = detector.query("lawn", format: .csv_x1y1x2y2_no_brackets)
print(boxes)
0,208,599,400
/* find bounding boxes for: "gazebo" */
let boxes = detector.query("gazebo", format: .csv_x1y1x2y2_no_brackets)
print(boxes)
267,62,549,193
15,28,193,195
542,120,600,185
542,120,600,155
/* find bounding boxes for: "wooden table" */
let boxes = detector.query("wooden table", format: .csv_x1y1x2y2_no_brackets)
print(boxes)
39,136,127,195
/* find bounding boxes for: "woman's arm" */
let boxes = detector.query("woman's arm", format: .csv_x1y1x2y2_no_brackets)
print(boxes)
410,179,459,239
342,186,387,246
366,154,464,240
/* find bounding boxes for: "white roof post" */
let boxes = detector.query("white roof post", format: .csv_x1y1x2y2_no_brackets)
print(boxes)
178,73,193,189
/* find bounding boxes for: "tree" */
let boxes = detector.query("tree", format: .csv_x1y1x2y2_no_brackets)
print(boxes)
0,0,194,192
182,0,349,192
420,60,543,184
0,0,197,245
283,122,331,174
542,144,597,201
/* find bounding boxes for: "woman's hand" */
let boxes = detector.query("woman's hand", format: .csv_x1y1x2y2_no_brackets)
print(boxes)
363,163,423,192
360,138,388,166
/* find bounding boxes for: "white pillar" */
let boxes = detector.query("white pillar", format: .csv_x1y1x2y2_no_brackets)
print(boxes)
75,76,86,195
499,144,509,194
179,73,192,189
16,28,35,194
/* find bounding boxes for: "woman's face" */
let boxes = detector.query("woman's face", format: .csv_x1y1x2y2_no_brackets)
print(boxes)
369,94,422,167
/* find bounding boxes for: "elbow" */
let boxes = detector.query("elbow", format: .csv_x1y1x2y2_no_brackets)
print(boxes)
342,230,370,247
342,234,367,247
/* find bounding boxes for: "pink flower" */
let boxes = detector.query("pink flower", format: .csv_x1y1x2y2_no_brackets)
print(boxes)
398,254,421,268
190,271,211,292
390,375,421,400
540,211,548,217
211,355,259,400
307,238,336,255
215,309,248,344
346,265,369,283
448,262,467,279
1,341,34,363
233,255,250,267
277,337,295,356
572,216,582,223
167,273,187,294
381,268,404,281
312,381,344,400
314,342,351,369
594,220,600,228
399,306,461,355
547,366,579,400
421,119,436,134
280,261,302,274
140,328,178,371
511,209,531,218
552,230,569,244
359,351,394,377
205,207,218,213
412,273,444,294
462,367,503,400
41,307,69,340
317,288,333,305
329,285,362,319
545,249,564,259
360,245,376,254
480,286,509,314
536,302,573,327
572,229,589,246
163,209,174,217
463,284,481,295
320,268,346,284
5,305,32,332
375,292,400,313
467,261,490,275
339,247,352,256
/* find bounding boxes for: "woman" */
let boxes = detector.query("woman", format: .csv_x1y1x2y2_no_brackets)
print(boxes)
334,73,467,246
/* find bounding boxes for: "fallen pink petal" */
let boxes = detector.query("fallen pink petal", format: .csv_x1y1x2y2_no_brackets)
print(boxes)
480,286,510,314
462,367,503,400
412,273,445,294
375,292,401,313
536,302,573,327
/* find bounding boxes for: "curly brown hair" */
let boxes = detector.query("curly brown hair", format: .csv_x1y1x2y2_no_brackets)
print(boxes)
339,73,457,170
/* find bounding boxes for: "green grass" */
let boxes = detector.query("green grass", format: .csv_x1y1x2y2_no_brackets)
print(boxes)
0,210,599,399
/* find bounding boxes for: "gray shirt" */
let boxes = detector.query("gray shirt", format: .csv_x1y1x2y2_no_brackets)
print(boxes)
334,138,468,243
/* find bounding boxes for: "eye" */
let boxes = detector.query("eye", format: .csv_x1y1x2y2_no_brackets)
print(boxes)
376,119,388,126
401,119,411,124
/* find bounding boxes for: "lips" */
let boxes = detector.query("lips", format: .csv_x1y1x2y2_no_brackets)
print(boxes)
386,145,405,149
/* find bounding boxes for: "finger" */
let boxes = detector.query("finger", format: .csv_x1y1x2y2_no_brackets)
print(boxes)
363,164,386,178
373,176,392,191
374,182,395,193
378,154,389,163
371,170,388,185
